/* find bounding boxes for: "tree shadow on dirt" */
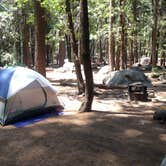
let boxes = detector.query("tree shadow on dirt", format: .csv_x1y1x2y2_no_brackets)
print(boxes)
0,111,165,166
48,78,77,87
152,81,166,92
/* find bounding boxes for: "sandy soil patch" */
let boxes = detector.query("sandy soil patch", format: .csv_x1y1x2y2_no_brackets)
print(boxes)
0,68,165,166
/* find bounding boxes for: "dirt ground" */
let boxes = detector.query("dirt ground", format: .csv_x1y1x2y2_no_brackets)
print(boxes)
0,68,165,166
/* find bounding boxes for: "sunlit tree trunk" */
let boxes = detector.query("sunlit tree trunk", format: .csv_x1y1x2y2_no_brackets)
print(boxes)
46,44,52,66
151,0,158,67
132,0,139,64
108,0,115,71
160,52,165,68
65,0,85,94
90,39,95,57
115,41,120,70
99,36,103,62
129,37,134,67
79,0,94,112
14,9,22,64
58,40,65,67
65,34,72,62
120,0,127,69
22,13,31,67
34,0,46,76
29,25,35,66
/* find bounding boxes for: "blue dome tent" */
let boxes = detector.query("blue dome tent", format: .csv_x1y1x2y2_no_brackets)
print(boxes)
0,67,63,125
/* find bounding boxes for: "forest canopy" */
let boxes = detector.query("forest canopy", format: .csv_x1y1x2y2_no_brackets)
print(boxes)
0,0,165,69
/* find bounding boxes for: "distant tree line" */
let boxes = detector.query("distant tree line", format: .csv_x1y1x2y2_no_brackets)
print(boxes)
0,0,165,71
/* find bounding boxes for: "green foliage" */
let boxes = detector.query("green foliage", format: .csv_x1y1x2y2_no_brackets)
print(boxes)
0,3,17,52
158,0,166,55
151,66,166,78
0,52,16,66
0,0,166,66
89,0,109,39
152,66,164,73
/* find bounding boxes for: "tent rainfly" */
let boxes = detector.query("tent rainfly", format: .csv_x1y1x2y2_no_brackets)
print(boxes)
0,66,63,125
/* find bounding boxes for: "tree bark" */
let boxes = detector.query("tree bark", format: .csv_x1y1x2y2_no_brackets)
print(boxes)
151,0,158,67
108,0,115,71
99,37,103,63
79,0,94,112
22,13,31,67
129,37,134,67
46,44,52,66
90,39,95,58
65,0,85,94
115,41,120,70
65,34,72,62
160,51,165,68
34,0,46,77
15,9,22,64
58,40,65,67
29,25,35,66
120,0,127,69
132,0,139,64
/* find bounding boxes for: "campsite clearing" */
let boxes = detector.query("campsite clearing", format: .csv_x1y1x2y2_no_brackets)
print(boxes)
0,68,165,166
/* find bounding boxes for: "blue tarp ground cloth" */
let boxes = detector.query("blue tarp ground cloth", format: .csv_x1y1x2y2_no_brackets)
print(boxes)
12,111,64,128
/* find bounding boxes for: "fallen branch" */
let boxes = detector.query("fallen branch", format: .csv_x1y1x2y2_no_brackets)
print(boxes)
94,83,128,89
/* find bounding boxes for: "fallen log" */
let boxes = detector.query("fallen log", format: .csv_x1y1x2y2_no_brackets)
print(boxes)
94,83,128,89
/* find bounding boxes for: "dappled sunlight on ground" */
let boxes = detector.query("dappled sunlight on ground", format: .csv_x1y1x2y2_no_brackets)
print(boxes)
0,68,165,166
159,134,166,142
17,145,46,164
0,111,165,166
124,129,143,138
59,96,82,111
92,100,123,112
30,129,46,137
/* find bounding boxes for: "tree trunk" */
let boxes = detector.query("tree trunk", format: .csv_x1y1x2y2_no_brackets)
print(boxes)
58,40,65,67
14,8,22,64
120,0,127,69
151,0,158,67
90,39,95,57
108,0,115,71
160,51,165,68
129,38,134,67
65,0,85,94
103,38,107,61
65,34,72,62
79,0,94,112
34,0,46,77
115,41,120,70
30,25,35,66
133,38,138,63
15,39,21,64
99,37,103,63
132,0,139,64
46,44,52,66
22,14,31,67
